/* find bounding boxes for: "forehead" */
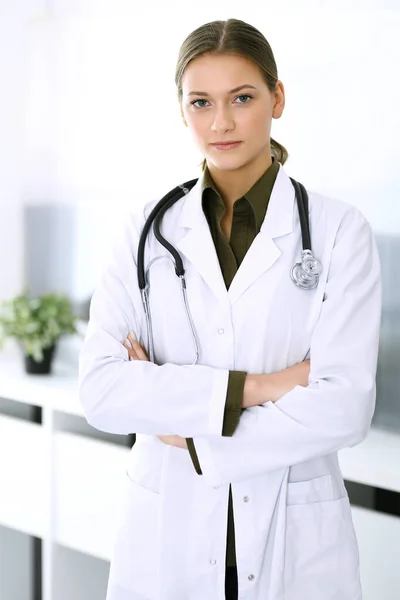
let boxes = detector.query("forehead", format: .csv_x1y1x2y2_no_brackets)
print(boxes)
181,53,264,93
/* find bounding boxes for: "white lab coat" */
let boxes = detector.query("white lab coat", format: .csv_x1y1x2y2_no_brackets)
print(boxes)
78,162,382,600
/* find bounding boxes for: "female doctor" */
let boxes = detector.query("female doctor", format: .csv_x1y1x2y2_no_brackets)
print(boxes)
78,17,382,600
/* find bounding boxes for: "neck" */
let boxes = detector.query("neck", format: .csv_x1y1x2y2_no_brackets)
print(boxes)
207,146,273,213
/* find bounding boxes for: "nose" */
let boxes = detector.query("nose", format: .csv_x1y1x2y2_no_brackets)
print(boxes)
211,105,235,134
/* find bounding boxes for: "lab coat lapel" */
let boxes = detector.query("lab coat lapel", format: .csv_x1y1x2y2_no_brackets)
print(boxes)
227,164,296,305
175,164,295,306
175,175,229,305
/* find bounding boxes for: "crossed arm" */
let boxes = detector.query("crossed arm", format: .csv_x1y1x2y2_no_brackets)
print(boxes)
122,332,311,451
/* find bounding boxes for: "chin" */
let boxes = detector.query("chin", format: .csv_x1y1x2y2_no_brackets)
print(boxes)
206,154,251,172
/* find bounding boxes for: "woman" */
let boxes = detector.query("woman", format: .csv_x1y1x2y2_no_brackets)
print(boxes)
79,18,382,600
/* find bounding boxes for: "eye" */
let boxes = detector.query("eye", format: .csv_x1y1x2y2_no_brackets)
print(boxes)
190,99,209,109
235,94,253,104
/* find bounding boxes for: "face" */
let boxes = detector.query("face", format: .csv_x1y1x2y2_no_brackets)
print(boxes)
180,53,285,172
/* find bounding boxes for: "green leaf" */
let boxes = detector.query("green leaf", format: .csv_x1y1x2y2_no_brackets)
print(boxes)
0,288,79,356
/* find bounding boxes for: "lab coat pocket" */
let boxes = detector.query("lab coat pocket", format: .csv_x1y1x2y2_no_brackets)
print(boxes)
284,493,361,600
108,472,161,599
286,474,334,505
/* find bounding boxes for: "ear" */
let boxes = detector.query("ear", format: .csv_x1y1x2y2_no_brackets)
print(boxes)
272,81,285,119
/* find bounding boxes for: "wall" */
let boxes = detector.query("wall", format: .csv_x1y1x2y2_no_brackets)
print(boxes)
0,1,32,302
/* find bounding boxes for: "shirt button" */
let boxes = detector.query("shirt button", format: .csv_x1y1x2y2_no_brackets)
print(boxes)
217,328,225,335
243,496,249,502
210,559,217,566
248,574,255,581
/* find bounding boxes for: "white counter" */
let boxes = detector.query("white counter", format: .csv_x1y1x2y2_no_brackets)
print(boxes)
0,345,82,416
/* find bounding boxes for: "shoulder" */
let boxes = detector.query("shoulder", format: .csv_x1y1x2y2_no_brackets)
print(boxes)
307,187,373,241
308,187,362,220
123,196,161,236
104,197,160,269
113,185,191,264
129,178,198,231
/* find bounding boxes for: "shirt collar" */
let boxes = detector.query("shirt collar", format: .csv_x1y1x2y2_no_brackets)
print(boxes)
201,156,280,231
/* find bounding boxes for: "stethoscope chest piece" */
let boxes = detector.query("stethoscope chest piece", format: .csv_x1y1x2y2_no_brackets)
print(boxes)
290,249,322,290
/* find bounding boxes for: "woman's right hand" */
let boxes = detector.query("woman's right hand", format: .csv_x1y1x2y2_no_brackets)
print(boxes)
243,359,311,408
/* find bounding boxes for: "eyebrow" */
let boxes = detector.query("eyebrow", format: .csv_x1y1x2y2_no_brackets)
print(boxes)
187,84,258,97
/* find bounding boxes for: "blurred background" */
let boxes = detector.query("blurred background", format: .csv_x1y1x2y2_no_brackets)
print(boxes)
0,1,399,599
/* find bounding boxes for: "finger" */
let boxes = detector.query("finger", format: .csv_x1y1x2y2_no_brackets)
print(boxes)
127,332,136,347
131,340,149,361
126,333,147,359
123,340,132,352
123,340,138,360
125,333,149,361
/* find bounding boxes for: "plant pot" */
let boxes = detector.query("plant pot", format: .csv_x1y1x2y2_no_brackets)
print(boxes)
24,344,56,375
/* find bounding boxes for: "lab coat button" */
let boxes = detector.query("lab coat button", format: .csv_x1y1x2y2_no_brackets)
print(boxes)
217,328,225,335
248,574,255,581
210,559,217,566
243,496,249,502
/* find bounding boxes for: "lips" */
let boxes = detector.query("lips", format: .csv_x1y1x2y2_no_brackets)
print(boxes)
210,141,242,150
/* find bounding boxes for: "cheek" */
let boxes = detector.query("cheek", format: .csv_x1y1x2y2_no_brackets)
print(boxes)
186,115,208,145
245,108,271,137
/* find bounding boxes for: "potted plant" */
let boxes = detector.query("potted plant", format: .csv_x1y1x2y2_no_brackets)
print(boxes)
0,288,79,375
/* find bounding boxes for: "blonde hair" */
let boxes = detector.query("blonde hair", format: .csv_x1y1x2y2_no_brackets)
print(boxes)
175,18,288,171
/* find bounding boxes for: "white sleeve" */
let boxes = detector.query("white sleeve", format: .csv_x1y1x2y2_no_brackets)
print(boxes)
78,209,229,437
192,207,382,487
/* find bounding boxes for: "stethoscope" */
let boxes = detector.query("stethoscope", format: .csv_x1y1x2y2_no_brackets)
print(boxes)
137,176,322,365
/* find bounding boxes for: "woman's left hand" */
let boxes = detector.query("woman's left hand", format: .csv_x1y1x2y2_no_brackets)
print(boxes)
123,333,187,450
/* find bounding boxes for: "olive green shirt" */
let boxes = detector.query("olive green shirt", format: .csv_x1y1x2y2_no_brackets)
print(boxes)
185,156,280,568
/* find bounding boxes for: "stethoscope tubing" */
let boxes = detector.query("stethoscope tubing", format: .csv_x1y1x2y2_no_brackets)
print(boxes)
137,178,197,290
137,175,320,364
